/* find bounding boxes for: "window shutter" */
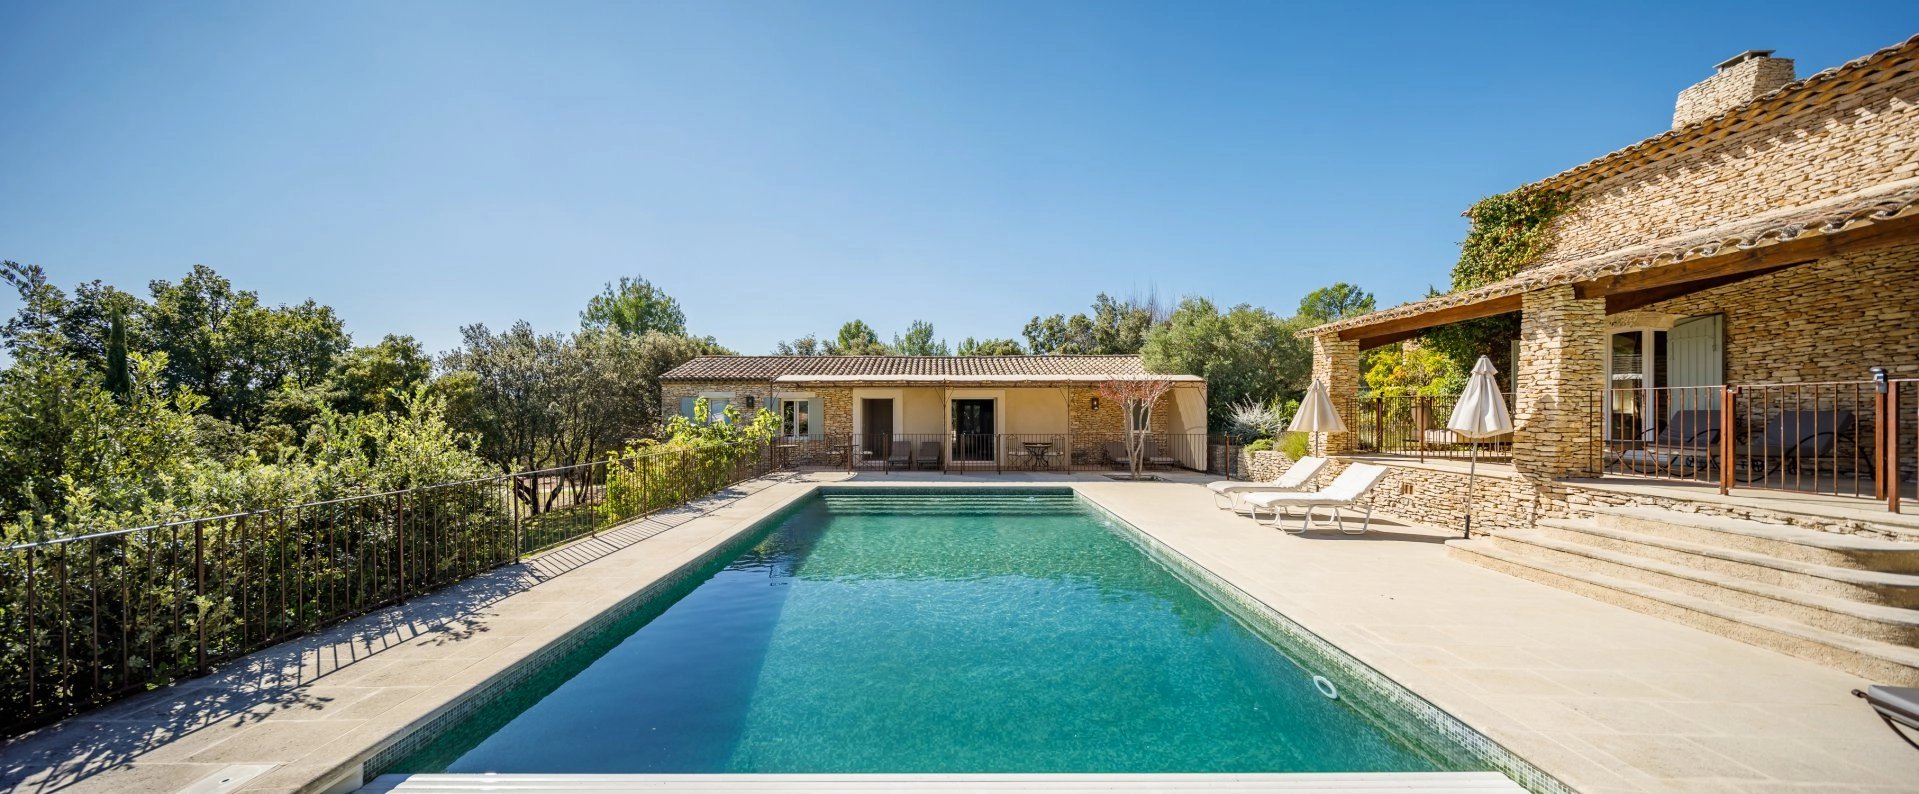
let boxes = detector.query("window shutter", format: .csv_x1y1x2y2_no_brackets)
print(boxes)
679,396,696,420
708,398,730,423
808,398,824,438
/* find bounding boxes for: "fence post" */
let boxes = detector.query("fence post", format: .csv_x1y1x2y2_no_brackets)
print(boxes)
1720,387,1736,496
1890,384,1902,513
194,521,207,675
393,493,406,605
511,476,523,563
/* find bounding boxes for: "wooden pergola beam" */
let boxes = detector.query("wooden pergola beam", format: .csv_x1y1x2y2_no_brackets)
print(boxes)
1338,294,1522,346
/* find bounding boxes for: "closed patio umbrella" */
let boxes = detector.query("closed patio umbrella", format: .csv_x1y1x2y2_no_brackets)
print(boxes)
1446,356,1515,539
1288,379,1348,458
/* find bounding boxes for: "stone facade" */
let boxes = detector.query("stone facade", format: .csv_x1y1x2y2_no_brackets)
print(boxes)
660,379,1199,468
1309,333,1361,455
1672,52,1795,128
1543,63,1919,267
1512,286,1605,479
1643,247,1919,384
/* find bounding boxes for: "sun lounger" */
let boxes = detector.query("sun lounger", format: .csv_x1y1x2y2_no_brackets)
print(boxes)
1855,685,1919,750
1737,409,1853,482
886,438,912,471
1243,463,1390,535
1616,409,1720,476
1102,442,1132,468
1206,456,1328,511
915,440,941,470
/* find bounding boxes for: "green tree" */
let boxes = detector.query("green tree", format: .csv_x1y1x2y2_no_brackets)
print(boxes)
325,334,434,415
1024,293,1160,354
774,334,827,356
832,320,889,355
1362,341,1465,397
956,337,1025,356
440,324,712,508
581,276,687,337
103,309,132,402
1296,283,1376,325
143,265,349,428
1141,297,1310,429
891,320,950,356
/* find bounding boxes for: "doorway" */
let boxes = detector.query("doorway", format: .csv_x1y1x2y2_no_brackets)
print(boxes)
952,399,995,462
861,398,894,457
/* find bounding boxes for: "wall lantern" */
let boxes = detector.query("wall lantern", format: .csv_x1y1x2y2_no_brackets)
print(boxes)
1090,396,1100,411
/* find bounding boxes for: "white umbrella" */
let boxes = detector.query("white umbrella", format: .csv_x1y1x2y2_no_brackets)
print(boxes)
1288,379,1348,457
1446,356,1515,539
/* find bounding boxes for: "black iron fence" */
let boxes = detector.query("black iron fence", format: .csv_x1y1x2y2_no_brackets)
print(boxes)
766,433,1232,475
1594,379,1919,509
1356,394,1514,463
0,441,773,736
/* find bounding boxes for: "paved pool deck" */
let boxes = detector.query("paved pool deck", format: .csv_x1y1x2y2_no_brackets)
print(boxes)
3,472,1915,793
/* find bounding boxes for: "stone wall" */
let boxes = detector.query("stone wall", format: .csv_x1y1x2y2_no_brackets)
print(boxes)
1541,67,1919,267
1239,449,1292,483
1644,246,1919,384
1672,54,1795,128
1310,334,1361,455
1512,286,1605,479
1304,458,1556,536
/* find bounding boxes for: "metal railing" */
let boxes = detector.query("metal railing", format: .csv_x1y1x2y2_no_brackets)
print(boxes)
1596,385,1726,485
0,441,773,736
1357,394,1514,462
1594,379,1919,510
784,433,1231,475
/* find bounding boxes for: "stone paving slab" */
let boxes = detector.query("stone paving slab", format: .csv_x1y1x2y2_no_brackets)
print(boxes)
1068,479,1919,793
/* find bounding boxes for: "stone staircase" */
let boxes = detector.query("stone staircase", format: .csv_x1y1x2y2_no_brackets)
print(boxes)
1446,504,1919,684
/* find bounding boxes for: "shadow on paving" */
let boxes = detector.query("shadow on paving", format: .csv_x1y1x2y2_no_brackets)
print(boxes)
0,473,804,794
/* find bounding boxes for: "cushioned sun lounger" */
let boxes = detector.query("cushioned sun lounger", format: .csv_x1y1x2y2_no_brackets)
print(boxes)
915,440,941,470
1855,685,1919,750
1207,456,1328,511
1102,442,1132,468
1243,463,1390,535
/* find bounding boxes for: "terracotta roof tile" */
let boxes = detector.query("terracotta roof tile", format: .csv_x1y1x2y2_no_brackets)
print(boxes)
1537,34,1919,193
660,354,1183,382
1303,178,1919,339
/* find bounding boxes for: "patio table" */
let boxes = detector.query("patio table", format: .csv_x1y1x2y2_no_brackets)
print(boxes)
1020,442,1054,471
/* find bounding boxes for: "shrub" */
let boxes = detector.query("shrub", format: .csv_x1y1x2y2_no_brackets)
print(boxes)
1279,431,1311,460
1242,437,1274,453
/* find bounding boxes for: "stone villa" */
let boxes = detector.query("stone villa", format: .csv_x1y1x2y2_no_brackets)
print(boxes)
1295,36,1919,682
659,354,1209,470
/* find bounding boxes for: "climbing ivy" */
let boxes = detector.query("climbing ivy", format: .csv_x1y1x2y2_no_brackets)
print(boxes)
1449,186,1575,291
1423,185,1575,374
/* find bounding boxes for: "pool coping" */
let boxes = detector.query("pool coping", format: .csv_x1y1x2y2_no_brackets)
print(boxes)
1071,489,1571,794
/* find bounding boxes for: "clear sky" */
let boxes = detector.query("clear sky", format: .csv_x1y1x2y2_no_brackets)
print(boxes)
2,2,1912,356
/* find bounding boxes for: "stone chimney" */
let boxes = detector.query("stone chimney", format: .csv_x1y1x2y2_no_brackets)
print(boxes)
1673,50,1796,128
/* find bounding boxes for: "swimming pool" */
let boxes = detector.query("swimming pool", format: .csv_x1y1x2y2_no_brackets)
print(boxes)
386,488,1497,776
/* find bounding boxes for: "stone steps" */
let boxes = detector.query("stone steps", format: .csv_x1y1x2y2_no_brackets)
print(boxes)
1533,519,1919,607
1588,505,1919,572
1447,538,1919,685
1492,528,1919,645
1450,504,1919,684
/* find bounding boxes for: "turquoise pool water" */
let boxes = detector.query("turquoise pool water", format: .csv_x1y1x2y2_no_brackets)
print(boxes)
392,489,1486,774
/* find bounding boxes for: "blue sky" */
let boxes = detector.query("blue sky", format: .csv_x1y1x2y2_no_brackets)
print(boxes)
1,2,1912,356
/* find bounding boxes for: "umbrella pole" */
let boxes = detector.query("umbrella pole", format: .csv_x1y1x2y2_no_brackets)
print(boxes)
1464,442,1476,540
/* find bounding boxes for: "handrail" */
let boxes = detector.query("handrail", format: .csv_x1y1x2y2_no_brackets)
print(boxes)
1,444,757,552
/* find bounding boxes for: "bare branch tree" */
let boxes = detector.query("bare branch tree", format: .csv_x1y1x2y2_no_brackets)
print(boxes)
1095,378,1176,480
